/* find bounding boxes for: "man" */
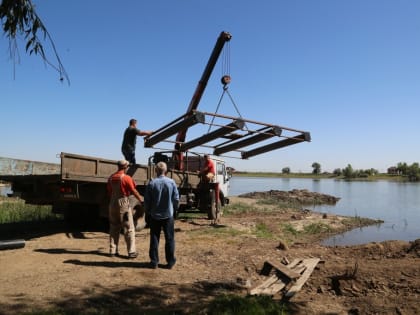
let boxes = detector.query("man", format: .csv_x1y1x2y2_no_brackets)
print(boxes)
107,159,143,259
121,118,152,165
199,154,216,183
144,161,179,269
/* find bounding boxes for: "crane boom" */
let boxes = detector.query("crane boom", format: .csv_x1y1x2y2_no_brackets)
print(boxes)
174,31,232,169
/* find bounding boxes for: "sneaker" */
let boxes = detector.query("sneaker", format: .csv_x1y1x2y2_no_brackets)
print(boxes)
128,252,138,259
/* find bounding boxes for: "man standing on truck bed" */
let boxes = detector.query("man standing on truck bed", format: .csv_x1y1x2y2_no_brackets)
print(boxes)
107,159,142,259
121,118,152,165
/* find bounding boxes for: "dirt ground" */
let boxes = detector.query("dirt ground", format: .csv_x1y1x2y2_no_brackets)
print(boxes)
0,196,419,315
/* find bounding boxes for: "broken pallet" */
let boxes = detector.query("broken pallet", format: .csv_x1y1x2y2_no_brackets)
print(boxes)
250,257,320,297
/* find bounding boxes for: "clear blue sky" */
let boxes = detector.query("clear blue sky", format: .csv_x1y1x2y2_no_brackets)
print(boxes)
1,1,419,173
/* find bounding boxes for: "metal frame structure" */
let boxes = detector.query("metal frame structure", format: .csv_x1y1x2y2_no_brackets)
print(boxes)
144,110,311,160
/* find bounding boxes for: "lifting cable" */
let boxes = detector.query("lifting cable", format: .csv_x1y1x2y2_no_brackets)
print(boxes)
208,42,248,133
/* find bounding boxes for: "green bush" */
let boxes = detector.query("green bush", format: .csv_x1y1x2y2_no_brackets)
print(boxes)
0,199,61,224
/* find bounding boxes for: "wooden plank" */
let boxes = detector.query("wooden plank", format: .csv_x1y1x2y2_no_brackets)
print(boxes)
265,259,301,280
250,275,279,295
262,281,287,295
286,258,303,268
285,258,320,298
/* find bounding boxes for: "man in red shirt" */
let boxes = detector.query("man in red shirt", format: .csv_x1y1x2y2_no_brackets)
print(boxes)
200,154,216,183
107,159,143,258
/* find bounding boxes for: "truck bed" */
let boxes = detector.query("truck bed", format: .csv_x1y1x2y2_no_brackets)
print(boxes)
0,156,60,180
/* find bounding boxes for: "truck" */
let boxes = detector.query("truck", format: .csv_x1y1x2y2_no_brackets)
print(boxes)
0,151,230,226
0,31,311,226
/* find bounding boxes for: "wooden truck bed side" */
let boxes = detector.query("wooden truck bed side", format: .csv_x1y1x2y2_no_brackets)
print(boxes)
0,156,60,177
60,152,201,188
60,152,149,185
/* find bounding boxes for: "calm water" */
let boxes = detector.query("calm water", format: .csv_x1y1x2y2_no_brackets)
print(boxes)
229,176,420,246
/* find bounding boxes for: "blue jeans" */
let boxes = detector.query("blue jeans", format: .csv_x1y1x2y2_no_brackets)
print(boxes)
149,216,175,266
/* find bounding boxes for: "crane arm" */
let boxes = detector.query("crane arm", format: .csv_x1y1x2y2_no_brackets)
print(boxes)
175,31,232,147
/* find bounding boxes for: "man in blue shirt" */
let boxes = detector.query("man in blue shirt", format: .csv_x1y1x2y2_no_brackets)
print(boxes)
144,161,179,269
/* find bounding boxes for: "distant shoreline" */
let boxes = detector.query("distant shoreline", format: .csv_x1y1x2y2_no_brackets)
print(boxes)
232,171,405,181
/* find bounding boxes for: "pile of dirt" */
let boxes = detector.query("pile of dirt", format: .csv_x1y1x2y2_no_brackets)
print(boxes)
239,189,340,205
0,195,419,315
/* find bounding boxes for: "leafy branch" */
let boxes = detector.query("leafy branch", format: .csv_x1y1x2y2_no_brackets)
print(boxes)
0,0,69,84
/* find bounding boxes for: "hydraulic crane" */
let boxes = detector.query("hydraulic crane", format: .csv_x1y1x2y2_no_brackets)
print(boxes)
144,31,311,167
173,31,232,170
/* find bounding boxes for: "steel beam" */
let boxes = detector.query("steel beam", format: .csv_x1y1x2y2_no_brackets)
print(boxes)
144,111,206,148
179,119,245,152
241,132,311,159
213,126,282,156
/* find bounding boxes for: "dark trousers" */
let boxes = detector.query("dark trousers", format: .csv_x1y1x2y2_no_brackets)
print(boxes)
149,216,176,266
122,148,136,164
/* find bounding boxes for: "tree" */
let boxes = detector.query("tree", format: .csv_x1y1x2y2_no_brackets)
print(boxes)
0,0,69,83
282,167,290,174
311,162,321,175
407,163,420,181
342,164,354,179
396,162,408,175
333,168,342,176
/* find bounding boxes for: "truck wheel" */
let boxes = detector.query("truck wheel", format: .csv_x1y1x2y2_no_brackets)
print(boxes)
207,190,223,221
207,190,216,220
129,195,146,231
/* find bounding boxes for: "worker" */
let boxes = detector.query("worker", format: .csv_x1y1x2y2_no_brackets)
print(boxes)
199,154,216,183
121,118,152,165
144,161,179,269
107,159,143,259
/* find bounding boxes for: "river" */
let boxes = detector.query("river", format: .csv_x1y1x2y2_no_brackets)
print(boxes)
229,176,420,246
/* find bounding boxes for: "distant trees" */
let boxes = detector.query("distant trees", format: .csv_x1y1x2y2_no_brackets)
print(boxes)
311,162,321,175
341,164,379,179
276,161,419,182
389,162,420,181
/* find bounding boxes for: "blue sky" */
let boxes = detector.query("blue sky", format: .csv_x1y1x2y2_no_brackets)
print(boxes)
1,1,419,173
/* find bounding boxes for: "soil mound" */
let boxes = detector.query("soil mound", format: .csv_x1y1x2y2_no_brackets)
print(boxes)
239,189,340,205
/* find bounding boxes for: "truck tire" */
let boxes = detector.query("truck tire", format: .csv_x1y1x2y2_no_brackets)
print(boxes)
129,195,147,231
207,190,223,221
207,190,216,220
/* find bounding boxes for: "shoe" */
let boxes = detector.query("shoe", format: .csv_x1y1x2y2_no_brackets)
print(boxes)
166,261,176,269
109,252,120,258
149,262,158,269
128,252,138,259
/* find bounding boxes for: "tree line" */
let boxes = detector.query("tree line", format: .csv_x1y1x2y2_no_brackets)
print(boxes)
281,162,420,181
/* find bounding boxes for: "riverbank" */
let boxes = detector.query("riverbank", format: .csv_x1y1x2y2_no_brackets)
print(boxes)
2,194,418,315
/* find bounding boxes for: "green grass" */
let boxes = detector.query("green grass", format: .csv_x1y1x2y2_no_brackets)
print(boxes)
281,223,299,237
303,222,333,234
341,216,383,227
206,294,289,315
0,198,62,224
254,222,273,239
223,202,256,215
189,225,245,238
